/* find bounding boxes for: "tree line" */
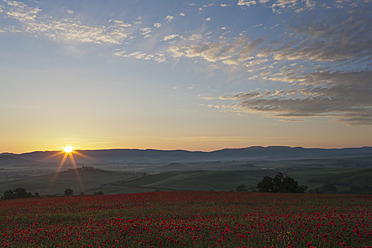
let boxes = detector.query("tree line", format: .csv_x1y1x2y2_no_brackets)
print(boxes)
1,187,104,200
236,172,307,193
1,188,40,200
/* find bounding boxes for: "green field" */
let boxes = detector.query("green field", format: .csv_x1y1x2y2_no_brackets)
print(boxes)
1,165,371,196
0,168,139,196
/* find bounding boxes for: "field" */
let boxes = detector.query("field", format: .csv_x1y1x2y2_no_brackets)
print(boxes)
1,166,371,195
1,192,371,247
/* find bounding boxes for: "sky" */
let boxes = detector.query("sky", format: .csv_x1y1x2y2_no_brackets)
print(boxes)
0,0,371,153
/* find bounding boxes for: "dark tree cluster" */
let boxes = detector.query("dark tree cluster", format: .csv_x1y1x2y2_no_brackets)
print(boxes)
67,166,103,172
235,184,248,192
1,187,40,200
64,188,73,196
257,172,307,193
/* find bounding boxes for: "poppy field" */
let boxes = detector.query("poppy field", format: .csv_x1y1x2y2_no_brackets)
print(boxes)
0,191,371,247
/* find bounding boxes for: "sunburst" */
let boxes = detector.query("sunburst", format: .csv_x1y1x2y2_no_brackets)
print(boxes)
46,146,93,195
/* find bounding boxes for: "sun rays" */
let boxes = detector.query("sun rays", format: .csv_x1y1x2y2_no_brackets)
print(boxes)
63,145,74,153
46,146,93,195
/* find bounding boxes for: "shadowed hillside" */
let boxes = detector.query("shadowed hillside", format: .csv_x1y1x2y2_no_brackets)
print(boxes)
0,168,139,196
1,167,371,195
3,146,372,164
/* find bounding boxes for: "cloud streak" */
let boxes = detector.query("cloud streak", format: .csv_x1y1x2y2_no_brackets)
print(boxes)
168,36,263,65
270,8,372,64
221,70,372,125
3,0,133,44
113,50,166,63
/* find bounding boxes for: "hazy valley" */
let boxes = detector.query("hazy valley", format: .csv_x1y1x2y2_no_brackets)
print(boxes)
0,146,371,196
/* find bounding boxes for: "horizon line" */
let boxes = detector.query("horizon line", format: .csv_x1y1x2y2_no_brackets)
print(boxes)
2,145,371,155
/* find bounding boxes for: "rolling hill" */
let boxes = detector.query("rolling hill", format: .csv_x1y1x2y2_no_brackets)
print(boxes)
2,146,372,165
1,166,371,196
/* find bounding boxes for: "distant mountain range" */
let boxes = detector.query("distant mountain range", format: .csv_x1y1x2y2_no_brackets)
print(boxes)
1,146,372,164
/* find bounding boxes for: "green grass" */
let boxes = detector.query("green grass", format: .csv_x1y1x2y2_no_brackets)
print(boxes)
77,168,372,194
0,169,138,195
304,168,372,186
1,160,371,196
146,156,372,172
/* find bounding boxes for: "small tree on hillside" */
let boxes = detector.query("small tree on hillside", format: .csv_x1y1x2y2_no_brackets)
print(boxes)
236,184,247,192
64,188,73,196
257,172,307,193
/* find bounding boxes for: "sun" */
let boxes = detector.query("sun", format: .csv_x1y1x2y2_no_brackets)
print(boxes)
47,144,90,195
63,145,74,154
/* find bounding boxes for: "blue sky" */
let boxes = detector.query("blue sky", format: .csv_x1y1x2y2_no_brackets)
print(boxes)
0,0,371,153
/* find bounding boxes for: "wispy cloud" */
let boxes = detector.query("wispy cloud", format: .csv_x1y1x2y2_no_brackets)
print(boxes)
3,0,133,44
220,70,372,125
168,36,263,65
237,0,316,13
113,50,166,63
164,15,175,23
191,2,372,125
271,0,299,12
237,0,258,7
140,27,152,38
270,8,372,64
163,34,179,41
154,23,162,28
237,0,370,13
